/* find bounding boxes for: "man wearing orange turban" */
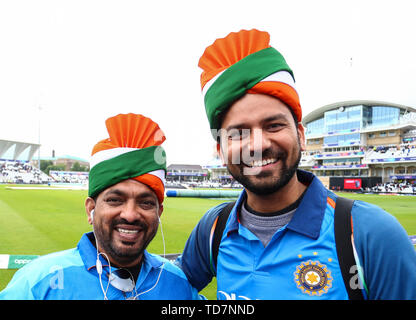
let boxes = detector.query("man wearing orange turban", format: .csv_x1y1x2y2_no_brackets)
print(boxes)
0,113,199,300
177,29,416,300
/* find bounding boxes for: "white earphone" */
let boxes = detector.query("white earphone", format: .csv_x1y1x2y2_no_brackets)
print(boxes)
89,208,111,299
132,213,165,299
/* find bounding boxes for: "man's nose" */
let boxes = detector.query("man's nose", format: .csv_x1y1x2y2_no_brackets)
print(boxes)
247,128,271,155
119,201,139,222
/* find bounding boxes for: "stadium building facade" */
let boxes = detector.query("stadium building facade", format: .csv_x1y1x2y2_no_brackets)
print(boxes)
300,100,416,189
166,164,208,183
33,155,89,171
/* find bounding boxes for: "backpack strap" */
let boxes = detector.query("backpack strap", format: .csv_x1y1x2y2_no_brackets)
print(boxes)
334,196,365,300
211,201,235,275
211,196,365,299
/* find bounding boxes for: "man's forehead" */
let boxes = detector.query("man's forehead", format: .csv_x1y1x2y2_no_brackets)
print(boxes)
102,179,158,199
221,94,294,126
225,112,291,129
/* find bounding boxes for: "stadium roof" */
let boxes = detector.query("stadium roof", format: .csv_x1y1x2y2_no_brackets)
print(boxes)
203,156,226,169
167,164,204,171
0,139,40,162
302,100,416,124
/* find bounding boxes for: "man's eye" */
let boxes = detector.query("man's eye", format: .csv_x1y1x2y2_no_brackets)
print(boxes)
228,132,241,140
227,129,249,140
105,197,123,204
267,123,283,131
140,200,156,209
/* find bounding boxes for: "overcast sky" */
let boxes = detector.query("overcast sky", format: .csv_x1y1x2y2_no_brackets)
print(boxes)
1,0,415,165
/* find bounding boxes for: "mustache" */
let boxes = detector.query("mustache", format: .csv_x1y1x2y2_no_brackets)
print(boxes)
111,218,148,230
259,148,285,160
243,148,287,165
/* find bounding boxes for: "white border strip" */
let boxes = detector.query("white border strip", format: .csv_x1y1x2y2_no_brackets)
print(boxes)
147,169,166,186
202,69,226,98
0,254,9,269
261,70,297,90
202,70,297,99
90,147,140,169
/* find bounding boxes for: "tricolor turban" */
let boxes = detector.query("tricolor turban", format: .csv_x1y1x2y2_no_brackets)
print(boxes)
198,29,301,137
88,113,166,204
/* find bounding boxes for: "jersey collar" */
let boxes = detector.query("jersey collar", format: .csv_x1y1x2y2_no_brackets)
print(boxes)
78,232,163,272
227,170,326,240
286,170,327,239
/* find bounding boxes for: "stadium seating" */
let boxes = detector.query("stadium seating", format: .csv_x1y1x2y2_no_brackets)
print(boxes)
367,145,416,160
0,160,53,184
369,181,415,194
48,171,88,184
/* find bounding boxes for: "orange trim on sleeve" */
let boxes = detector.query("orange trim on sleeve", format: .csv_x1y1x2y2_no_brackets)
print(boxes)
327,197,336,209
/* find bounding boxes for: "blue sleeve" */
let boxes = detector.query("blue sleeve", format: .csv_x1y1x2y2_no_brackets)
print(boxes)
0,267,36,300
176,203,228,292
352,200,416,300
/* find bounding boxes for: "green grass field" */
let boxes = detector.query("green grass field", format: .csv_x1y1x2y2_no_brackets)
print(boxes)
0,184,415,299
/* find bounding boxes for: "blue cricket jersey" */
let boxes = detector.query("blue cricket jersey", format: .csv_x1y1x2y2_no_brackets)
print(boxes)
178,170,416,300
0,232,199,300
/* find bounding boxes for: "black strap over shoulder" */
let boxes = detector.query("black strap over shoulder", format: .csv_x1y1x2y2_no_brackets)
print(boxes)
334,196,364,300
212,201,235,273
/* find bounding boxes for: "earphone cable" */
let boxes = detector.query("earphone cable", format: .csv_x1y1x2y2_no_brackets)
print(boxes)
133,217,166,299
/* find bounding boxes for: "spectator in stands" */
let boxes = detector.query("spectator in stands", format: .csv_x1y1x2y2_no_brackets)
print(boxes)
0,113,199,300
177,29,416,300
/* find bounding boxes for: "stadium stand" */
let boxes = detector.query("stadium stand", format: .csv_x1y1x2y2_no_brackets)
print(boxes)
300,100,416,192
166,164,208,183
49,170,88,184
0,160,52,184
369,181,415,194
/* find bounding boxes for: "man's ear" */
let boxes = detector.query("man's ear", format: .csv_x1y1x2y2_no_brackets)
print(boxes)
85,197,95,225
158,204,164,219
297,123,306,151
216,142,227,166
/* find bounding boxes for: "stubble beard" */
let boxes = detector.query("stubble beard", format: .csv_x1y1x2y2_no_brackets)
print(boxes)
94,218,158,266
226,146,302,196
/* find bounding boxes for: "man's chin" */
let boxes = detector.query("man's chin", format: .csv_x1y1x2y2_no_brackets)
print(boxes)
243,178,285,195
108,241,143,264
228,163,298,196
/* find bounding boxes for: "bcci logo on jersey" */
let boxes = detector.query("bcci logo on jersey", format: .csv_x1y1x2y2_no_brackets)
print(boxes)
294,260,333,296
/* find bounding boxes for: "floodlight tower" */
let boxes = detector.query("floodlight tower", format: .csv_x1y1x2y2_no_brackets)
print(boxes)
38,105,42,170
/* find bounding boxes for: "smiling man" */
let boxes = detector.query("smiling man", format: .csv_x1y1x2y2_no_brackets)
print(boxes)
218,93,306,212
85,179,162,271
177,29,416,300
0,113,199,300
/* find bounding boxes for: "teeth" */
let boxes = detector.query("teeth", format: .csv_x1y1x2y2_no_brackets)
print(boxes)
249,158,277,167
117,228,139,234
